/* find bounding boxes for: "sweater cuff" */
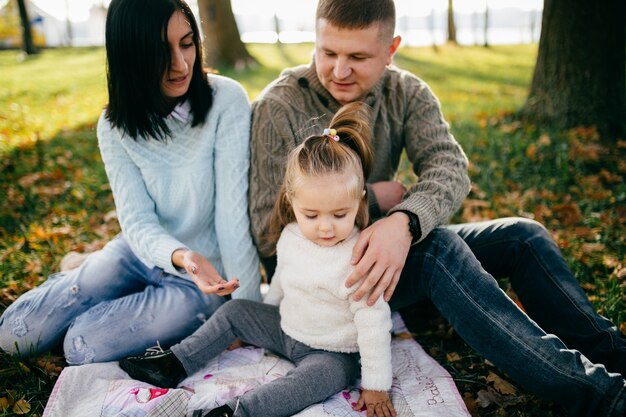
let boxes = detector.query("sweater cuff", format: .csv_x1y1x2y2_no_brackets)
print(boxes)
153,238,188,276
360,366,392,391
389,197,439,244
366,184,382,220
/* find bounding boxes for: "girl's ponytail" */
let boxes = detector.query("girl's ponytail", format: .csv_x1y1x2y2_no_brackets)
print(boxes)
327,102,373,181
265,102,374,252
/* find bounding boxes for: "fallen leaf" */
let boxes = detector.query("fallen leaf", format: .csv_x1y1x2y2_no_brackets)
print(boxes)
538,133,551,146
581,243,606,254
462,392,480,416
0,397,9,411
553,203,582,226
486,371,518,395
602,256,619,269
599,169,622,184
526,143,537,160
446,352,462,362
573,227,600,240
13,399,31,415
477,386,525,408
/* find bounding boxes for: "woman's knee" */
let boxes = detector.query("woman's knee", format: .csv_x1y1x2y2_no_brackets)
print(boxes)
63,315,99,365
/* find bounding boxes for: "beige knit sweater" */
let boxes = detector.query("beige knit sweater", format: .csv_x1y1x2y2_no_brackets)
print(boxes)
250,61,471,257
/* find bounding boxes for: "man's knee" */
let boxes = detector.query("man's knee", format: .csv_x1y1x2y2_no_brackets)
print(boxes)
421,227,472,258
505,217,551,242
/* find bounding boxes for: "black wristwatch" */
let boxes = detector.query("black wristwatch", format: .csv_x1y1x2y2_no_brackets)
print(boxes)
397,210,421,241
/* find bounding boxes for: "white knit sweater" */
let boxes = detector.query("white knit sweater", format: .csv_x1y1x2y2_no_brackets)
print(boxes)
264,223,393,390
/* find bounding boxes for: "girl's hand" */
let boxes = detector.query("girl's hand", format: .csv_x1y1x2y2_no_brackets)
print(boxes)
353,389,396,417
173,249,240,296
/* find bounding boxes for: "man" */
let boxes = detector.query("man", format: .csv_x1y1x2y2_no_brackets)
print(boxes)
249,0,626,415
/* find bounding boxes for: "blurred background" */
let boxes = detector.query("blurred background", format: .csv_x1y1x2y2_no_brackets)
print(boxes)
0,0,543,48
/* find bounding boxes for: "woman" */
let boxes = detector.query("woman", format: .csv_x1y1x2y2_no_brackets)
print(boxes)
0,0,261,365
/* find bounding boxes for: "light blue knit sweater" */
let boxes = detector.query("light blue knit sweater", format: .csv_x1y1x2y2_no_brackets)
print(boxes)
97,74,261,301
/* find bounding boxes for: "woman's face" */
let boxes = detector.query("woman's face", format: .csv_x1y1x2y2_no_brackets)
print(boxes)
161,10,196,100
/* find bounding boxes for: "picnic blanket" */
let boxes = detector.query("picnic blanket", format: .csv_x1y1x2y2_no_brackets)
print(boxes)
43,312,470,417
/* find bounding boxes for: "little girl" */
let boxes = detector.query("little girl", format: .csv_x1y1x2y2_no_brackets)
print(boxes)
120,102,397,417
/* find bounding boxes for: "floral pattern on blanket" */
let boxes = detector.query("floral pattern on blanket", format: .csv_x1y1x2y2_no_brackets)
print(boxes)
101,380,191,417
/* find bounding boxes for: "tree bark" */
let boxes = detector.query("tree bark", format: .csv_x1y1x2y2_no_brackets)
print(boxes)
273,13,282,45
483,2,489,47
16,0,36,54
521,0,625,140
447,0,457,44
197,0,257,69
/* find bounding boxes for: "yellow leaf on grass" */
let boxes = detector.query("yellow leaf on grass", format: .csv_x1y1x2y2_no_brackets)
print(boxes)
13,399,31,415
0,397,9,411
620,322,626,336
446,352,462,362
538,133,551,146
486,371,518,395
526,143,537,160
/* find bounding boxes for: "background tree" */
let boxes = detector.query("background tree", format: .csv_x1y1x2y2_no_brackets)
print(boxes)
197,0,256,69
483,1,489,47
429,7,438,51
64,0,72,46
273,12,282,45
16,0,36,54
521,0,625,140
447,0,457,44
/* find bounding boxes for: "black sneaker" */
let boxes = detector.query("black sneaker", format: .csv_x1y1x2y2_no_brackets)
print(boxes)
119,343,187,388
192,404,234,417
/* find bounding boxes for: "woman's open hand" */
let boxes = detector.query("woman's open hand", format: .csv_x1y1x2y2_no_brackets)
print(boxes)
173,249,240,296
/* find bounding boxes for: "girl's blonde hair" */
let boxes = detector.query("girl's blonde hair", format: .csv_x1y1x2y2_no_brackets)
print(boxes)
267,102,373,251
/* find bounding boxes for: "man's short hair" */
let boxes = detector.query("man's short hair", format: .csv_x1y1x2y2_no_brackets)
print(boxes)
315,0,396,39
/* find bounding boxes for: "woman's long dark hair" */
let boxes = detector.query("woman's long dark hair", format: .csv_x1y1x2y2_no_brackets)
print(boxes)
104,0,213,140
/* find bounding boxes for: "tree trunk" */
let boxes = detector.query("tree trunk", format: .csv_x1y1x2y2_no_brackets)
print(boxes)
16,0,36,54
429,8,438,51
197,0,257,69
64,0,73,46
273,13,282,45
483,1,489,47
521,0,625,140
447,0,457,44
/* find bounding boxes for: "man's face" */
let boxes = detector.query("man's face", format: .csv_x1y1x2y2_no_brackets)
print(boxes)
315,19,400,105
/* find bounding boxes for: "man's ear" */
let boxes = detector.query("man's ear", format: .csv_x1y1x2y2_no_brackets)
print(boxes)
386,36,402,65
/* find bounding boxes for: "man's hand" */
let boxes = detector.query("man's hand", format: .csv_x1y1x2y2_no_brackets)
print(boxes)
345,212,412,305
353,389,396,417
370,181,406,213
172,249,240,296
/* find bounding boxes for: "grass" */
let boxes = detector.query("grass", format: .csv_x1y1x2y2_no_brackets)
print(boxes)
0,43,625,417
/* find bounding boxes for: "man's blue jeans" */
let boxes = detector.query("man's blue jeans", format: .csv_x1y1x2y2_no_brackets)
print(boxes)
390,217,626,417
0,236,225,364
